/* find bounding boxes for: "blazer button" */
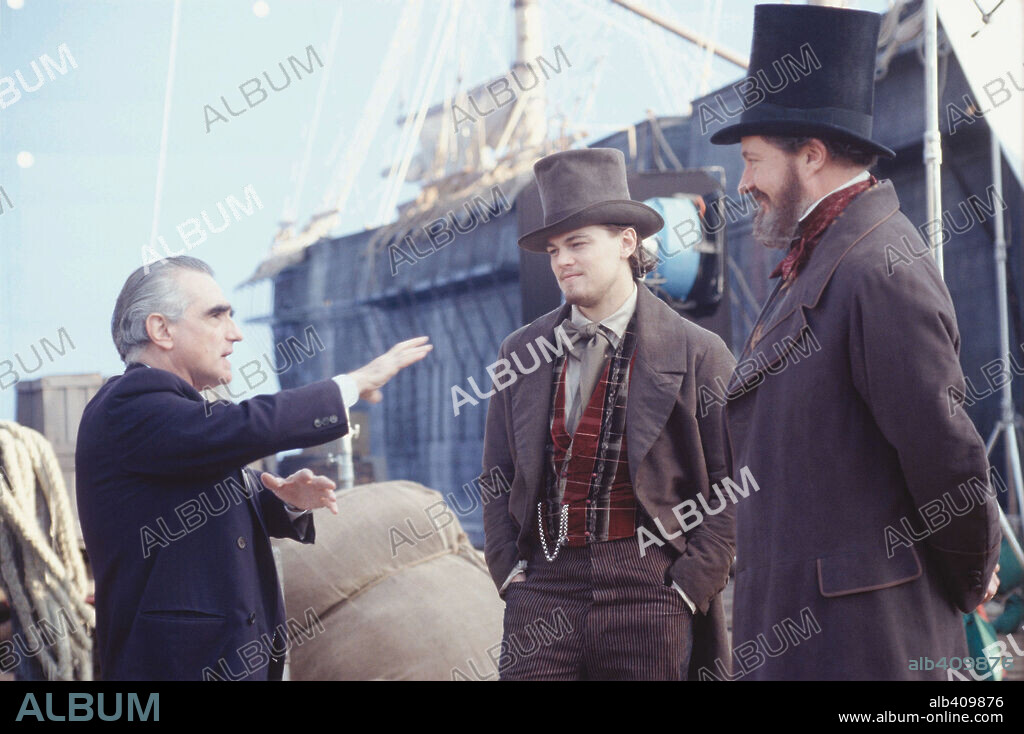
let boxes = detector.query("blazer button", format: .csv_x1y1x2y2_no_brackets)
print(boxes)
314,418,322,428
237,537,247,550
248,612,257,625
972,583,984,591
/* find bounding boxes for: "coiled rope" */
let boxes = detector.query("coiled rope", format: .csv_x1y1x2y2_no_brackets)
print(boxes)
0,421,93,680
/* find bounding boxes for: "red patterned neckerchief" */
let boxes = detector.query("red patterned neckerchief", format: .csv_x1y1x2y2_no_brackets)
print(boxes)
770,175,878,282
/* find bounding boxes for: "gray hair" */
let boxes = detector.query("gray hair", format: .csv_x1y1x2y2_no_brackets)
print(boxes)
111,256,214,363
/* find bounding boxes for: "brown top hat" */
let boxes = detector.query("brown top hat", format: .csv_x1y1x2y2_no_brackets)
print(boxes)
517,148,664,252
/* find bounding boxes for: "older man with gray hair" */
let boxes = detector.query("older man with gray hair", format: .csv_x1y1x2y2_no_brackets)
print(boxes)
76,255,430,680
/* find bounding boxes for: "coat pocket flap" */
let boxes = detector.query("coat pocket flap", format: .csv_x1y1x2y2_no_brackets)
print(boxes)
140,608,227,621
817,544,922,598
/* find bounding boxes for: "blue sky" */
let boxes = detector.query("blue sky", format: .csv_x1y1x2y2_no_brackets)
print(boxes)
0,0,887,420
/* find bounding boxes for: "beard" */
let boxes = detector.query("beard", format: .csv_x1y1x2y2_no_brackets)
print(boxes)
562,280,599,309
750,160,807,250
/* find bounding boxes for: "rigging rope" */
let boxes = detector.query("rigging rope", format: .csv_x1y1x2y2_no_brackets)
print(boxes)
282,2,346,226
147,0,183,254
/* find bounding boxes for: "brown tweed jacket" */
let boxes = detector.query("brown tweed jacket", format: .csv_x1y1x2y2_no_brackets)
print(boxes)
479,283,737,678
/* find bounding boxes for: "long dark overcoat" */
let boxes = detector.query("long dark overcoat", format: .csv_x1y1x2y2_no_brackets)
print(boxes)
77,363,349,680
724,181,1002,681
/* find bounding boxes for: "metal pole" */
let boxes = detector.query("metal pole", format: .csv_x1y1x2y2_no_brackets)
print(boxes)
609,0,749,70
923,0,944,275
999,503,1024,574
990,128,1024,521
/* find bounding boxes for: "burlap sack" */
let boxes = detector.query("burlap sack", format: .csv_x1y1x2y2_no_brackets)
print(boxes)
273,480,505,680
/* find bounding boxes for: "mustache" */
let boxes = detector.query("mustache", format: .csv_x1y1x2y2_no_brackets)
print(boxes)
747,189,769,206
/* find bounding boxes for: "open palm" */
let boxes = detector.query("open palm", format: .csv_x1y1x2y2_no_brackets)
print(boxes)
260,468,338,515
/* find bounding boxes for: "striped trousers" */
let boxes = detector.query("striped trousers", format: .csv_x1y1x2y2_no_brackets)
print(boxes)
499,536,693,680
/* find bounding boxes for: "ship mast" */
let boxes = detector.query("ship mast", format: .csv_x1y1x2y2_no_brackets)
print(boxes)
515,0,548,149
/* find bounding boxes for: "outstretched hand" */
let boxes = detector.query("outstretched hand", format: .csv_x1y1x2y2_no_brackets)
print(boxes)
349,336,432,404
260,469,338,515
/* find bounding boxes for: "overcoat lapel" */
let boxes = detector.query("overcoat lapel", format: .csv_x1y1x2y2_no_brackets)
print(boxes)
626,285,687,487
141,362,271,534
508,301,570,523
726,181,901,399
726,294,809,398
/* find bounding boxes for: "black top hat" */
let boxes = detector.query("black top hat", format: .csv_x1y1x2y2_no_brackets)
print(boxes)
710,3,895,159
518,148,665,252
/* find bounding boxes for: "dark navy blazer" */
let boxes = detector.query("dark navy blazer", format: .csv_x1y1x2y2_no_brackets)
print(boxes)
75,362,348,681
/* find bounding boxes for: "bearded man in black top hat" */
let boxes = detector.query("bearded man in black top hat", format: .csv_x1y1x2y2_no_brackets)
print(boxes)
478,148,737,680
708,3,1001,680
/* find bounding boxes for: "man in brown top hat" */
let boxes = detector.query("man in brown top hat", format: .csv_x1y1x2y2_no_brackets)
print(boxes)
478,147,737,680
708,3,1001,680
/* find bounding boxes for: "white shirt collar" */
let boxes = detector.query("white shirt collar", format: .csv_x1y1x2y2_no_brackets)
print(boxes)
799,170,870,222
570,281,638,345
